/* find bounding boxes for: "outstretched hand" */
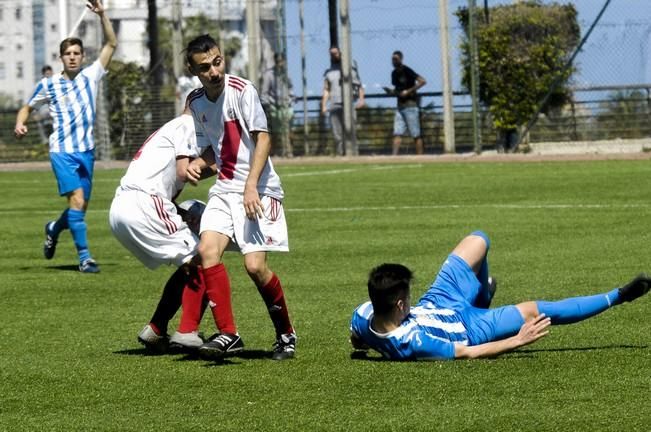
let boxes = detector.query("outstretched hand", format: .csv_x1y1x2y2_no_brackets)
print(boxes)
516,314,551,347
86,0,105,14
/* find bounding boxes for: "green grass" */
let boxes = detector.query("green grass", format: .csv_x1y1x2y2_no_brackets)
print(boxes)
1,159,650,431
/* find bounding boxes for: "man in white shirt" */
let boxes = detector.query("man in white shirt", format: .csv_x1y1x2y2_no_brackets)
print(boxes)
185,34,296,361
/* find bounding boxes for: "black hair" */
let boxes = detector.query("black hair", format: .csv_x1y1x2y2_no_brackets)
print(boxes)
392,50,403,59
41,65,53,74
185,34,219,67
367,263,413,315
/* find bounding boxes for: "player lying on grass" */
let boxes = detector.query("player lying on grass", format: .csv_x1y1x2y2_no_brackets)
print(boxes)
350,231,650,360
109,111,215,353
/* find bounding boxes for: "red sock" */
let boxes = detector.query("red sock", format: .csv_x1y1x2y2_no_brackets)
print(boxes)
202,263,237,334
257,273,293,336
149,322,161,335
177,267,206,333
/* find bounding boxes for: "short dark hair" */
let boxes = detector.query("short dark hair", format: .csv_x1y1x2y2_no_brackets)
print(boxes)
367,263,413,315
41,65,53,74
185,34,219,67
59,37,83,56
392,50,403,59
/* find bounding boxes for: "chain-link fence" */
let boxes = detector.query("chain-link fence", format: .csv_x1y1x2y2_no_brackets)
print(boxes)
1,0,649,162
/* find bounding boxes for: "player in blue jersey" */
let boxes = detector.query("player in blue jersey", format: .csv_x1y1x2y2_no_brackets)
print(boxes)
350,231,651,360
14,0,117,273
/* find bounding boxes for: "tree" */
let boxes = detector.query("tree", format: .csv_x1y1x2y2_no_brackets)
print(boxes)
156,14,243,84
456,1,580,148
105,60,150,159
595,90,651,139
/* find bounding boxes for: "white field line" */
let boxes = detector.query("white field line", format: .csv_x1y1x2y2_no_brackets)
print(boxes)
1,202,648,216
0,164,424,185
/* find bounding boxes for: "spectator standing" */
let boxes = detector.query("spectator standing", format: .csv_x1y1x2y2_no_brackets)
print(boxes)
261,53,295,157
384,51,426,155
321,47,365,156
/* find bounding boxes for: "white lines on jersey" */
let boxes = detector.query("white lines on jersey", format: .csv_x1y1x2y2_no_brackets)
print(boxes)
1,202,648,216
282,164,424,178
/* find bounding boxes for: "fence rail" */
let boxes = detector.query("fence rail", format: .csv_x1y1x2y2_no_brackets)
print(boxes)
1,84,649,162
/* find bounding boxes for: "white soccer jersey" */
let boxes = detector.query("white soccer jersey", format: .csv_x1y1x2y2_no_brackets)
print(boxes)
27,60,106,153
188,74,284,200
119,114,200,201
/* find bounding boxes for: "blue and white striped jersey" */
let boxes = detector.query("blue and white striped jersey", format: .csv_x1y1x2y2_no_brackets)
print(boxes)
27,60,106,153
350,300,469,360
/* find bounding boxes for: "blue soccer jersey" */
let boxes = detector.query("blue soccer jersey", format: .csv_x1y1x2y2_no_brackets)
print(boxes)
27,60,106,153
350,300,469,360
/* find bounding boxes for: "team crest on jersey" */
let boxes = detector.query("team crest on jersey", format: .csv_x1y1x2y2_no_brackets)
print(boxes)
201,114,208,123
227,108,237,120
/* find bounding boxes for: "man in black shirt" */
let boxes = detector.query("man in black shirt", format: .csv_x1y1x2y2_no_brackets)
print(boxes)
384,51,426,155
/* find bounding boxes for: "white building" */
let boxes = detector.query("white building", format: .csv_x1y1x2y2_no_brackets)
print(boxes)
0,0,281,105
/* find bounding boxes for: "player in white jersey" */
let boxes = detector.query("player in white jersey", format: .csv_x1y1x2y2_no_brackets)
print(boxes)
14,0,117,273
109,113,213,352
350,231,651,361
184,34,296,361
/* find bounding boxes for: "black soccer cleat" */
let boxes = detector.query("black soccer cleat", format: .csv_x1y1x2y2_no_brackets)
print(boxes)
43,221,58,260
198,333,244,360
272,333,297,361
618,273,651,303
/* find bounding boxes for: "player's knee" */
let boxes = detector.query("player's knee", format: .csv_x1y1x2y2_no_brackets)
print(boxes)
470,230,490,250
515,301,540,321
197,240,219,264
244,257,268,281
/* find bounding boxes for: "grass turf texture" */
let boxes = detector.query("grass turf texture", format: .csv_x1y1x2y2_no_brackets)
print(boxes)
0,159,649,431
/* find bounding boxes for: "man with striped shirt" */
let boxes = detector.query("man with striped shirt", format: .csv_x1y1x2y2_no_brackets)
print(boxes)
350,231,650,360
14,0,117,273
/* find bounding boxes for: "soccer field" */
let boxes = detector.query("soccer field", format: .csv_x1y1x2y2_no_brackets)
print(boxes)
1,159,650,431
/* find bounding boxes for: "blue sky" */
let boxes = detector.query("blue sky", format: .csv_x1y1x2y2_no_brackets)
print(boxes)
283,0,651,101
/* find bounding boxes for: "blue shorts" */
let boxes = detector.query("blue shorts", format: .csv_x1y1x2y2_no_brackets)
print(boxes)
49,150,95,200
393,106,421,138
419,253,524,345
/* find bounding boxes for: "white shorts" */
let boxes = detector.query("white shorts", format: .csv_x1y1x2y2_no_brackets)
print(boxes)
109,188,199,269
200,191,289,254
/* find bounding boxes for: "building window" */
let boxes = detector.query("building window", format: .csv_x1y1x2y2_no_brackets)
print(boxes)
51,23,57,33
15,7,21,20
17,43,22,51
0,63,5,79
16,62,23,78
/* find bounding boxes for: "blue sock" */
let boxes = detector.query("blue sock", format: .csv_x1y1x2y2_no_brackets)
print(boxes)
51,209,70,237
536,289,620,325
471,230,493,308
68,209,91,262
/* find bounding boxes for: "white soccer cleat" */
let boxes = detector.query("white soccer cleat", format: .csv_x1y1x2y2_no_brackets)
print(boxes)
169,331,204,350
137,324,168,353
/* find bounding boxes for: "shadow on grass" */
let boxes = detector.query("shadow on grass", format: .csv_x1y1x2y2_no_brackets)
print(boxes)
349,344,648,362
202,350,273,367
113,347,273,364
505,344,648,359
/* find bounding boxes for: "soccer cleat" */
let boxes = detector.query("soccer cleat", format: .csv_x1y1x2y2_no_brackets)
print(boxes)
198,333,244,360
169,331,204,351
137,324,169,353
79,258,100,273
488,276,497,298
618,273,651,303
43,221,58,260
272,333,297,361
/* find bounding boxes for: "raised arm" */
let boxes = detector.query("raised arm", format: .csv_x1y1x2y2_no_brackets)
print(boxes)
454,314,551,359
87,0,117,69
